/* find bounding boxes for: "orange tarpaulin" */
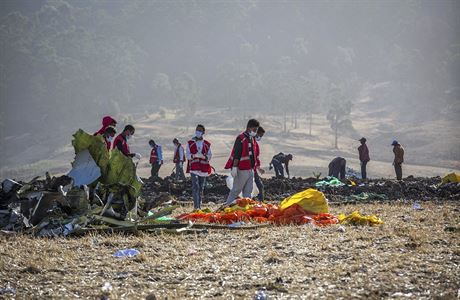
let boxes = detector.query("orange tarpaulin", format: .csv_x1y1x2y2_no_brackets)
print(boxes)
176,194,339,226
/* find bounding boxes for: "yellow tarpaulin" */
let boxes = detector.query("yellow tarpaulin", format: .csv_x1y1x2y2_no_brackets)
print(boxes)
442,173,460,184
279,188,329,214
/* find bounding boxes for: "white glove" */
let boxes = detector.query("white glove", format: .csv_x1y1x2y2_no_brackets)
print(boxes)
231,167,238,178
134,153,142,160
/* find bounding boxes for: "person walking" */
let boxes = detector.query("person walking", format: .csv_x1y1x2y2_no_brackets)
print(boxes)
224,119,260,205
186,124,212,210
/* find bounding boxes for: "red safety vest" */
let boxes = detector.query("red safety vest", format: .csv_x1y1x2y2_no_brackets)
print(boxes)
113,134,130,156
224,132,254,170
173,144,185,163
187,139,211,174
150,146,158,164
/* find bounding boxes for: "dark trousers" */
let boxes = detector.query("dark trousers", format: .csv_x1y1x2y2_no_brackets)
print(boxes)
254,171,264,201
361,161,368,179
394,163,403,180
272,159,284,178
175,162,185,181
191,173,206,209
151,163,161,178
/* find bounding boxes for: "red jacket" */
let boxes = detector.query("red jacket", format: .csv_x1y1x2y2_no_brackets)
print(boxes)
113,133,130,156
187,139,211,174
94,116,116,136
224,132,254,171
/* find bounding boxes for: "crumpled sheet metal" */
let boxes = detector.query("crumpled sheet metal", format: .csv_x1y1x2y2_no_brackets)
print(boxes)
68,149,101,186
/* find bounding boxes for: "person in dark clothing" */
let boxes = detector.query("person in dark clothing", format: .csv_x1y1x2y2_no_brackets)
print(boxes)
358,137,370,180
173,138,186,181
113,125,141,159
254,126,265,201
269,153,293,179
328,157,346,180
392,140,404,180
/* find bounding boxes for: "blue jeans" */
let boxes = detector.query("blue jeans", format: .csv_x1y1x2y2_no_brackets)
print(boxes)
175,162,185,181
191,173,206,209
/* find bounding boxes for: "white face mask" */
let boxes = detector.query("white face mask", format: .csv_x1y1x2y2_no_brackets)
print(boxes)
256,136,262,141
106,136,114,143
249,130,257,137
126,134,132,140
195,131,203,138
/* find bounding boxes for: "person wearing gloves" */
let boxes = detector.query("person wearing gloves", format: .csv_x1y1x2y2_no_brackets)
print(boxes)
102,126,116,150
224,119,260,205
149,140,163,179
186,124,212,210
253,126,265,201
113,124,141,159
94,116,117,136
173,138,186,181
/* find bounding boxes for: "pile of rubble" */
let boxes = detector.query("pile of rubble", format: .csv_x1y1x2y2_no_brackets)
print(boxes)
141,174,460,204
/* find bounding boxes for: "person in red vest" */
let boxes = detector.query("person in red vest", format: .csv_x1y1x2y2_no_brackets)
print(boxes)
113,125,141,159
253,126,265,201
149,140,163,179
186,124,212,210
102,126,116,150
173,138,186,181
224,119,260,205
94,116,117,136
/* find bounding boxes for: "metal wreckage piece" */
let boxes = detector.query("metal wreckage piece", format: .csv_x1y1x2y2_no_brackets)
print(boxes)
0,130,181,237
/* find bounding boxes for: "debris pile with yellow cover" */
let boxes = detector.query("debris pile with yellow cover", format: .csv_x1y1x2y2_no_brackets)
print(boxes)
177,188,340,226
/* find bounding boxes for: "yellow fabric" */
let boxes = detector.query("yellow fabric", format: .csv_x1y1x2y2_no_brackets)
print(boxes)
337,211,383,226
279,188,329,214
442,172,460,184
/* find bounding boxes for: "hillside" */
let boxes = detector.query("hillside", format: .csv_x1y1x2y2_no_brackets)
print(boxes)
1,104,458,181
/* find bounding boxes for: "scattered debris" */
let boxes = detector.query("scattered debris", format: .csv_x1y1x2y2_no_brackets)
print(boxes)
113,248,140,258
337,211,384,226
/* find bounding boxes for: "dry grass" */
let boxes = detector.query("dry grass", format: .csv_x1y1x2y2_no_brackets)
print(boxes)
0,201,459,299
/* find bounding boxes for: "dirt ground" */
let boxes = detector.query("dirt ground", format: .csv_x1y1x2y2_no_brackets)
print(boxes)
1,201,459,299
